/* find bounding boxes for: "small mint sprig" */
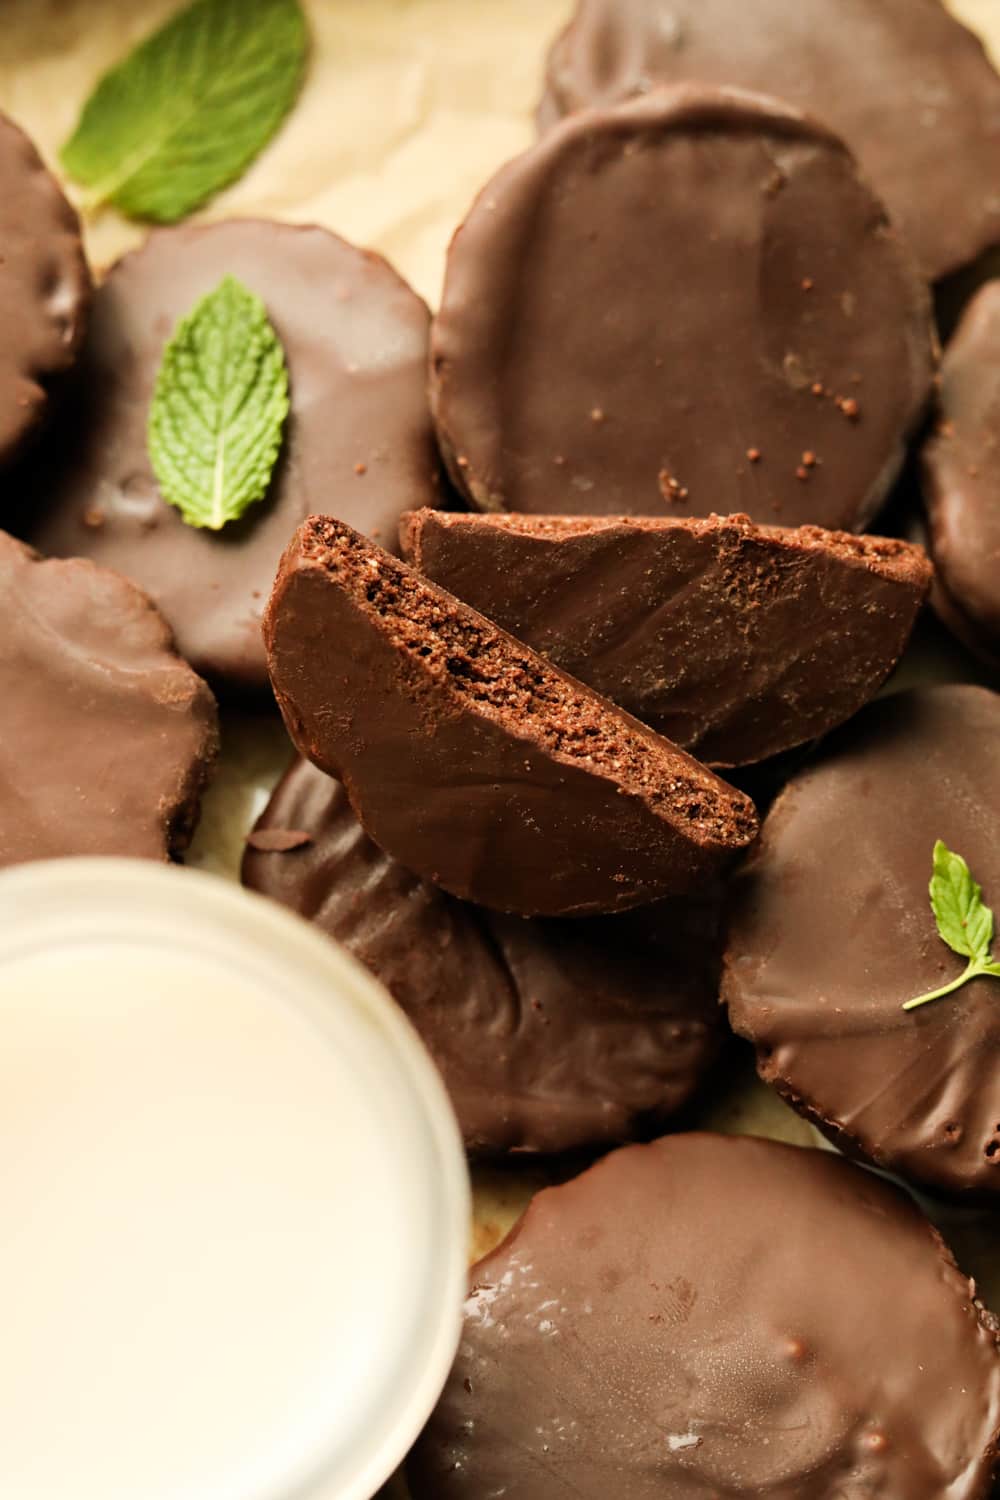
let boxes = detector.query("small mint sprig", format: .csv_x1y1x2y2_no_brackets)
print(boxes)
903,840,1000,1011
148,274,289,531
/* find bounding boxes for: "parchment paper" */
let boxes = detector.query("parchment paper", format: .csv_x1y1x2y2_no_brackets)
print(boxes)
2,5,1000,1494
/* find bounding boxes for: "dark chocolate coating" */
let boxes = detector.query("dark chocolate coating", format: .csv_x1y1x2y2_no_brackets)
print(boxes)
0,110,90,468
922,281,1000,671
243,757,722,1153
724,685,1000,1198
264,516,758,916
0,529,218,867
409,1134,1000,1499
401,510,932,767
19,220,439,696
539,0,1000,282
431,86,934,530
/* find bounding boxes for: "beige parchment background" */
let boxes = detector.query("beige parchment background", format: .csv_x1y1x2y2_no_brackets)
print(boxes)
2,5,1000,1494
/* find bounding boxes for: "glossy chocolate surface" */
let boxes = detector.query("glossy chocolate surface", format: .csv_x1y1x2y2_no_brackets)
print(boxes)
432,87,934,530
725,686,1000,1197
411,1134,1000,1498
20,220,439,695
0,530,217,867
402,509,931,766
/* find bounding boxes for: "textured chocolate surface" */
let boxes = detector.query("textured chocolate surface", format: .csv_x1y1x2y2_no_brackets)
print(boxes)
0,110,89,469
0,530,218,867
401,510,932,767
264,516,758,916
539,0,1000,282
19,219,439,696
410,1134,1000,1499
724,686,1000,1198
922,281,1000,670
431,86,934,530
243,757,722,1152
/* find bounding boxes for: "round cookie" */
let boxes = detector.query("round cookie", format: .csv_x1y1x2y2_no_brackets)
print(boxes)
0,530,218,867
0,110,90,468
432,86,934,530
243,757,722,1153
409,1134,1000,1499
724,685,1000,1198
922,281,1000,670
19,220,440,696
539,0,1000,282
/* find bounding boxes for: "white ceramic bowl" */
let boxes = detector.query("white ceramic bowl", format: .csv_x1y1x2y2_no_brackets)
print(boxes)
0,858,470,1500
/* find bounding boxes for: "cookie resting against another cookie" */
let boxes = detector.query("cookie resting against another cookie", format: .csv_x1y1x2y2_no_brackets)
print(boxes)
725,686,1000,1199
922,281,1000,671
432,85,934,529
401,509,932,768
0,530,218,868
409,1134,1000,1499
17,219,440,697
263,516,758,917
0,110,90,471
244,757,724,1153
539,0,1000,281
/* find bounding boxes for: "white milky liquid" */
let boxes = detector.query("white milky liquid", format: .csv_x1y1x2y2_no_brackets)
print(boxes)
0,930,456,1500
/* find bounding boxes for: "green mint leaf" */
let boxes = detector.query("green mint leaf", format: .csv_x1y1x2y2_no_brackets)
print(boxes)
147,275,289,531
929,839,993,960
60,0,308,222
903,841,1000,1010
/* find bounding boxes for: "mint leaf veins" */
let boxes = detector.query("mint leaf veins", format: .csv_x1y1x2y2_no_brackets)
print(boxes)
147,274,289,531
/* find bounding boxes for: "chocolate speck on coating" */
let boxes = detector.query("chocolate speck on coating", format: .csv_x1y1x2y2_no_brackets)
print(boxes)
264,515,757,915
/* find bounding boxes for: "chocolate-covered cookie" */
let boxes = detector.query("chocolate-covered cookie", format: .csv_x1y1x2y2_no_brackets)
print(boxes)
409,1134,1000,1499
431,86,934,530
264,517,758,916
19,220,439,696
243,758,722,1152
724,685,1000,1198
922,281,1000,670
539,0,1000,282
0,530,217,867
401,510,932,767
0,111,90,468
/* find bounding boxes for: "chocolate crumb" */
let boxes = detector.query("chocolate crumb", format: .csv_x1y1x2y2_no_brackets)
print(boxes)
245,828,314,853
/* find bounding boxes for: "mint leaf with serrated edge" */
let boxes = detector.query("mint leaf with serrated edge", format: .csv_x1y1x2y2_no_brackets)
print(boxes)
903,841,1000,1011
60,0,307,223
148,275,289,531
